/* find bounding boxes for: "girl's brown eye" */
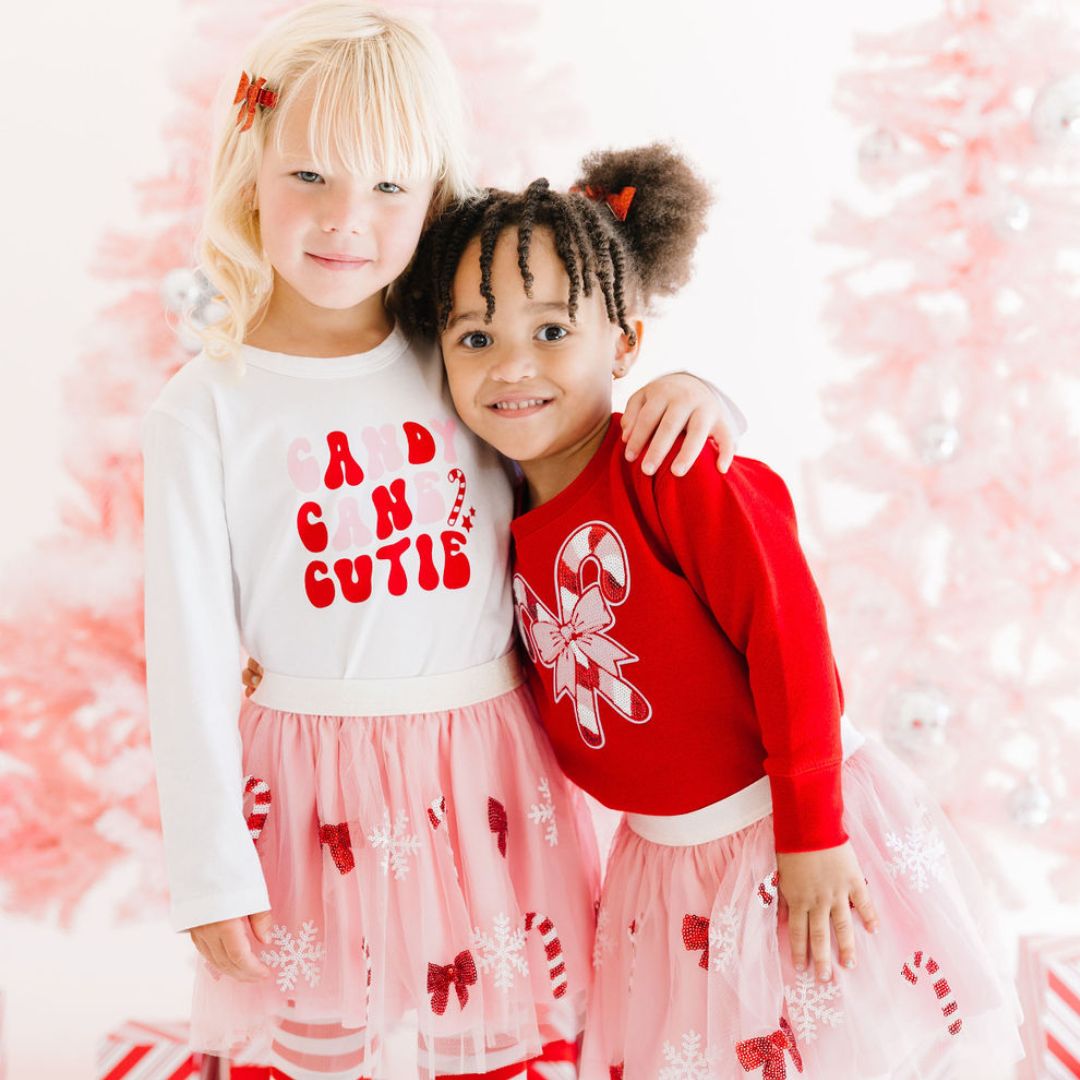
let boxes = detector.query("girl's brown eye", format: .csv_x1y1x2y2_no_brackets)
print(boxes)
536,324,567,343
461,331,492,349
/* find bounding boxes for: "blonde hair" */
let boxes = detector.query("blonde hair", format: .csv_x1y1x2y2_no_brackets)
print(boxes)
197,1,475,358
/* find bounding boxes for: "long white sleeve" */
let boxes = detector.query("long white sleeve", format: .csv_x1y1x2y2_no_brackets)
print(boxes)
143,409,270,932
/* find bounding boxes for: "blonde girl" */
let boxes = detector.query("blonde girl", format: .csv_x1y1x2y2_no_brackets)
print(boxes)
142,4,741,1078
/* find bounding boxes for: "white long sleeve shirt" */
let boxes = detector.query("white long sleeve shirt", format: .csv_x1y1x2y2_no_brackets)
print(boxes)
143,328,514,931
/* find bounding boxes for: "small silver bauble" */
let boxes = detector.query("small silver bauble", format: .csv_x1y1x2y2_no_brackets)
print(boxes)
1031,74,1080,144
160,268,207,315
859,128,900,165
1009,777,1052,829
917,421,961,465
996,195,1031,235
883,683,952,757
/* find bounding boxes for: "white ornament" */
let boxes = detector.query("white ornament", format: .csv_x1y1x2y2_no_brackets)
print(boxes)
659,1029,718,1080
995,194,1031,235
1031,74,1080,144
883,683,952,757
859,128,900,164
1009,777,1052,828
783,969,844,1044
367,809,421,880
261,920,326,993
885,814,948,892
472,912,529,993
918,420,961,464
527,777,559,846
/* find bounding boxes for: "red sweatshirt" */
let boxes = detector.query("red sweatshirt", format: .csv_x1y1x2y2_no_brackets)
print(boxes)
510,414,847,853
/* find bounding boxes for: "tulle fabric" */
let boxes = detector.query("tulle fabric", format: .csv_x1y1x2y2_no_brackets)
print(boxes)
189,683,600,1078
582,738,1024,1080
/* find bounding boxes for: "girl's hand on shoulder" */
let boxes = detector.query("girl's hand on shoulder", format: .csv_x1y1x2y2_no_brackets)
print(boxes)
622,373,738,477
190,910,274,983
243,657,264,698
776,842,879,982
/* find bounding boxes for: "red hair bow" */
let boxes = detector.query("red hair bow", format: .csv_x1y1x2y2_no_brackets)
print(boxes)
427,950,478,1015
233,71,278,132
735,1017,804,1079
571,184,637,222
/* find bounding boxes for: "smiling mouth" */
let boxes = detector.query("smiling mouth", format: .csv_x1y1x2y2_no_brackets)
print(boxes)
306,253,372,270
488,399,552,415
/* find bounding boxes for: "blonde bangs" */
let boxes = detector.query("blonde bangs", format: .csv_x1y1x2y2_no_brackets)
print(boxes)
273,35,458,192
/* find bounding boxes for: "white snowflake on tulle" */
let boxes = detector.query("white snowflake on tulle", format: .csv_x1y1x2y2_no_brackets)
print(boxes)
367,809,421,880
658,1030,718,1080
708,903,739,974
527,777,559,846
783,969,844,1043
261,920,326,993
884,814,947,892
592,907,615,970
472,912,528,992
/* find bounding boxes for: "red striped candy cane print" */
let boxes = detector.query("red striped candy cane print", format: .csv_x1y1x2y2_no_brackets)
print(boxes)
902,950,963,1036
513,521,652,749
243,775,271,842
447,468,467,527
427,795,447,830
525,912,568,999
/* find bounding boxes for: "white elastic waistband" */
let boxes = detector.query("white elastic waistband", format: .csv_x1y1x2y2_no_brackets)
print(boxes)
625,717,867,847
250,651,524,717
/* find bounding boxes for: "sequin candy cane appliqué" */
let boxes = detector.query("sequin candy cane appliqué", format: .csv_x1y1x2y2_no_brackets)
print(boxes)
513,521,652,749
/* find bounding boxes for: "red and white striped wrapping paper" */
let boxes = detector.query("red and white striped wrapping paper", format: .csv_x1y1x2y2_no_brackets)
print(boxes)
1018,935,1080,1079
96,1020,202,1080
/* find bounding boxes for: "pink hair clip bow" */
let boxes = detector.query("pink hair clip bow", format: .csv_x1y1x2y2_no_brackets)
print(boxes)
233,71,278,132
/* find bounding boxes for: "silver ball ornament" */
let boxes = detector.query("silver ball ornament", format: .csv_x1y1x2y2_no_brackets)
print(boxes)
1031,74,1080,145
918,421,961,465
883,683,952,757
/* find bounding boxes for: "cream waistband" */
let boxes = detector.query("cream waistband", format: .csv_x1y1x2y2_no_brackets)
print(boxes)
249,651,524,717
625,717,867,847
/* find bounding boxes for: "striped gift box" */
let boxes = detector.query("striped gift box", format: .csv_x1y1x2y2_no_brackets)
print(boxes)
96,1020,202,1080
1018,935,1080,1079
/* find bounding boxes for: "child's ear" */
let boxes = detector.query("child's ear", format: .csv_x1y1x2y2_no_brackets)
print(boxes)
612,316,645,379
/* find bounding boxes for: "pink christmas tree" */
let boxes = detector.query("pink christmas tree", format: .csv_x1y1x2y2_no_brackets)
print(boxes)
0,0,578,925
809,0,1080,904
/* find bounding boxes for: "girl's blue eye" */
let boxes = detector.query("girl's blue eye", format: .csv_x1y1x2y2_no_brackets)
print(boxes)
460,331,492,349
376,182,403,194
536,324,568,343
294,171,323,184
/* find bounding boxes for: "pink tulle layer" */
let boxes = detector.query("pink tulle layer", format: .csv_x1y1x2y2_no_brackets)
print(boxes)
581,739,1025,1080
190,684,600,1077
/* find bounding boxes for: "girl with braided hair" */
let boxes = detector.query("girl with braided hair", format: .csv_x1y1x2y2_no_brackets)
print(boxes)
400,144,1023,1079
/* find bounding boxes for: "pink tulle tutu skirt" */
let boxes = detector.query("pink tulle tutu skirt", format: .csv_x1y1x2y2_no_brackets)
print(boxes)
189,654,600,1077
581,736,1024,1080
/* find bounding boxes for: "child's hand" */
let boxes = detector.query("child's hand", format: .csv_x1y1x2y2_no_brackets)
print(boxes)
622,373,738,476
190,910,274,982
243,658,264,698
776,842,879,982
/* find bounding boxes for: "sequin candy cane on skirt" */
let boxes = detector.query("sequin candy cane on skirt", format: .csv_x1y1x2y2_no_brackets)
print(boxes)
525,912,568,999
513,521,652,749
243,775,271,842
902,950,963,1036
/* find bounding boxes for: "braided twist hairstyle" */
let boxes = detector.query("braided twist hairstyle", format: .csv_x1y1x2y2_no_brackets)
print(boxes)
398,142,712,341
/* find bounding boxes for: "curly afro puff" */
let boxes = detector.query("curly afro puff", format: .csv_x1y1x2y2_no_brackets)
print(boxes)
397,142,713,342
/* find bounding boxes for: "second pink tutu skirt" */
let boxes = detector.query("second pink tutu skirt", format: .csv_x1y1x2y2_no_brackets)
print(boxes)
581,736,1024,1080
188,653,600,1078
